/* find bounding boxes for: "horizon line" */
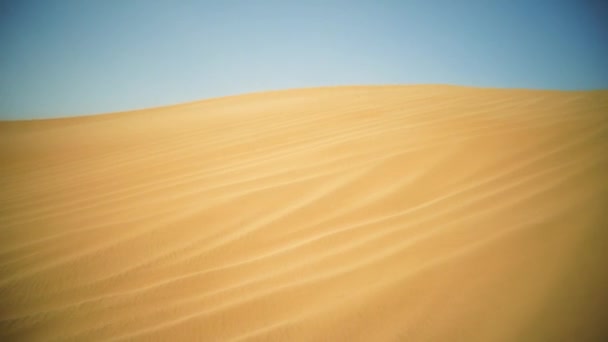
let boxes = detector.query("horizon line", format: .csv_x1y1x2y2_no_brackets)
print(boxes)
2,83,607,123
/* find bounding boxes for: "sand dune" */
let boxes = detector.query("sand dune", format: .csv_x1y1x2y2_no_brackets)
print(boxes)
1,85,607,341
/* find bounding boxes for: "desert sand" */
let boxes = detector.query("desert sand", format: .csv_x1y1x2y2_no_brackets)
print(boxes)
1,85,607,341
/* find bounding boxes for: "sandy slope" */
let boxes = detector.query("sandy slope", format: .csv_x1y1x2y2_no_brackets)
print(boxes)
1,85,607,341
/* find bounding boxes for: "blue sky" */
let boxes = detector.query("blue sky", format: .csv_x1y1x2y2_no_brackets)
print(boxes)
1,0,607,119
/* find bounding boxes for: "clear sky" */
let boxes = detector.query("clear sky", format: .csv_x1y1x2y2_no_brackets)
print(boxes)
1,0,607,119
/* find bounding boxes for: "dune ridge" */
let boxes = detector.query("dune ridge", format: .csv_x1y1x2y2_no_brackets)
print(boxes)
1,85,607,341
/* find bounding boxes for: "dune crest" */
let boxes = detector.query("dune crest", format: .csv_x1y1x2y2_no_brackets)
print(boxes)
1,85,607,341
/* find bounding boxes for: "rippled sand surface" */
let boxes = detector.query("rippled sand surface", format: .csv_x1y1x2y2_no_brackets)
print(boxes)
1,85,607,341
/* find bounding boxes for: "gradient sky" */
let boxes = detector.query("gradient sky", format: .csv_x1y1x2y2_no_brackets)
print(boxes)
1,0,607,119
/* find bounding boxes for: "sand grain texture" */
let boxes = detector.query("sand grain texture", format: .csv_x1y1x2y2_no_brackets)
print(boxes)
1,85,607,341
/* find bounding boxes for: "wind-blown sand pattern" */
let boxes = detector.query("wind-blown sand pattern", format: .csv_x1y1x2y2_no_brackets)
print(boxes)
1,85,607,341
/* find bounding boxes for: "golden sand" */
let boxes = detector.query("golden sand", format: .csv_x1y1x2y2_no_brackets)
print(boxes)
1,85,607,341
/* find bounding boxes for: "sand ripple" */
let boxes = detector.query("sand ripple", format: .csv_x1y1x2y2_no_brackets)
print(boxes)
1,85,607,341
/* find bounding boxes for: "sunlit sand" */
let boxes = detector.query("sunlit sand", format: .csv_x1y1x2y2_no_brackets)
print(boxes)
1,85,607,341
